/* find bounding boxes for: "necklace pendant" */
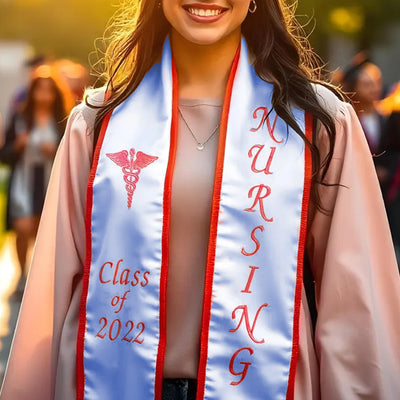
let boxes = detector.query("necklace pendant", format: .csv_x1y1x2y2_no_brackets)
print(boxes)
196,143,205,151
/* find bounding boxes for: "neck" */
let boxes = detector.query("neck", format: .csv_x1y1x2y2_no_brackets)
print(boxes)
170,29,241,100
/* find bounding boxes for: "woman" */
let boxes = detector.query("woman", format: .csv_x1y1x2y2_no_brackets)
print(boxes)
341,59,389,186
379,81,400,262
343,61,400,255
0,65,68,289
1,1,399,399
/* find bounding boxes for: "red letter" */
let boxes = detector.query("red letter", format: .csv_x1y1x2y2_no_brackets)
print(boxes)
131,270,140,287
250,107,282,144
141,271,150,287
99,261,112,284
120,269,130,285
112,290,130,314
241,266,259,294
241,225,264,257
244,185,273,222
248,145,276,175
230,304,269,344
229,347,254,386
113,259,124,285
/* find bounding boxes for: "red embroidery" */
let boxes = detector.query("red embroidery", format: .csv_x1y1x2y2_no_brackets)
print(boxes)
248,145,276,175
109,319,122,341
229,303,269,344
241,266,259,294
95,318,145,344
141,271,150,287
106,148,158,209
244,185,273,222
111,290,130,314
241,225,265,257
250,107,282,144
134,322,146,344
122,321,135,342
229,347,254,386
96,317,108,339
99,261,112,284
99,259,150,288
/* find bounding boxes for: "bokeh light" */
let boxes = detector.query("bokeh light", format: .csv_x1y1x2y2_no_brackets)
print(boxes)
330,7,364,34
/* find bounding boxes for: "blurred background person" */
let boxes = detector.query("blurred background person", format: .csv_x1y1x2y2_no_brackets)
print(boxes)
8,55,47,116
341,56,391,189
339,56,400,262
0,64,70,292
0,55,47,154
378,81,400,261
342,57,400,262
54,59,89,105
342,56,385,151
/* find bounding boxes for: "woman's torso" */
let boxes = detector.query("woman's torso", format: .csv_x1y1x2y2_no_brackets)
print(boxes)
163,98,223,378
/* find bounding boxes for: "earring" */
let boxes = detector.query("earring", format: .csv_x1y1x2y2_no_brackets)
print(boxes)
248,0,257,14
157,0,161,8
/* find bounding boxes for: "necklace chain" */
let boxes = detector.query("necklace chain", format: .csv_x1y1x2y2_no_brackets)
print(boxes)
178,107,220,151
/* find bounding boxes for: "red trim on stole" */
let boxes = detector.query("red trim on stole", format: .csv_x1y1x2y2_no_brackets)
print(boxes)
286,112,313,400
76,92,113,400
154,61,179,400
195,46,241,400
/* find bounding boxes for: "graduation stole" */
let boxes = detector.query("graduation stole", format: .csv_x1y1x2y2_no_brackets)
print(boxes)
76,37,312,400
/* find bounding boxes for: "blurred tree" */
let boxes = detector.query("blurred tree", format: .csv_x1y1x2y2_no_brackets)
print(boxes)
0,0,399,70
0,0,115,68
297,0,400,56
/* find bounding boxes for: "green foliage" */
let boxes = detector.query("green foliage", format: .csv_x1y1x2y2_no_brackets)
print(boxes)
0,0,399,66
297,0,400,49
0,0,116,65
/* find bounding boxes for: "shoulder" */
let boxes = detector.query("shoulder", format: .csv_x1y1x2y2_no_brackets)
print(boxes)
73,86,107,135
60,86,107,161
63,85,107,149
309,83,361,154
309,83,349,124
308,83,371,180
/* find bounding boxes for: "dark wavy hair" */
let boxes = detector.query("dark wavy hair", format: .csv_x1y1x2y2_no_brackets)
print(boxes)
23,76,68,138
87,0,343,213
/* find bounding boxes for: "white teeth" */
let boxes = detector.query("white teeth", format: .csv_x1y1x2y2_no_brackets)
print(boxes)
187,7,222,17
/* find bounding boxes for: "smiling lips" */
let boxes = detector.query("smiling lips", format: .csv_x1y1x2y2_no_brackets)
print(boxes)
183,3,228,22
187,7,223,16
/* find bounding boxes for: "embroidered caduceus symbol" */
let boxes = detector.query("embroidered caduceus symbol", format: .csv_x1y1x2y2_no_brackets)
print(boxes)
106,148,158,209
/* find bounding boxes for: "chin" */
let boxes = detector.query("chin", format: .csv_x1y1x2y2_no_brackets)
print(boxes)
176,24,238,47
185,33,226,46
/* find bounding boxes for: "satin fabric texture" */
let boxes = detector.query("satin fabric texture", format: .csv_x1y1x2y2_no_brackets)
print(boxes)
78,38,310,399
